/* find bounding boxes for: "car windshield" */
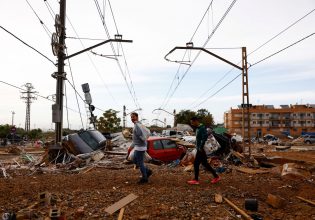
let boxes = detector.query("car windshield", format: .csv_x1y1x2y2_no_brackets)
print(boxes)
79,131,99,150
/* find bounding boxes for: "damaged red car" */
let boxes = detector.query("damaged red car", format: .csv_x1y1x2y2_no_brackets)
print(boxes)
127,136,187,163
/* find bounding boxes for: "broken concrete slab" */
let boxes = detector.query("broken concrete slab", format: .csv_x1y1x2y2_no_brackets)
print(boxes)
281,163,311,179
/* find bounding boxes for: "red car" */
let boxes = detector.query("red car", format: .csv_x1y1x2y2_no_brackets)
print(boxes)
127,136,187,163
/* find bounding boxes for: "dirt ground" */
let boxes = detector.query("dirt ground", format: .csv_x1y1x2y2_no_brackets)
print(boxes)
1,146,315,220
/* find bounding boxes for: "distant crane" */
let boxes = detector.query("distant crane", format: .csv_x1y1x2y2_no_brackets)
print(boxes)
20,83,37,132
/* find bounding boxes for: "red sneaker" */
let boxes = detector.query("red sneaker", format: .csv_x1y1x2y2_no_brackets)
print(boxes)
187,179,200,185
211,176,221,184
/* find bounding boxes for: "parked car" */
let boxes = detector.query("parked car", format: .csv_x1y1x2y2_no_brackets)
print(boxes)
304,135,315,144
161,130,183,138
127,136,187,163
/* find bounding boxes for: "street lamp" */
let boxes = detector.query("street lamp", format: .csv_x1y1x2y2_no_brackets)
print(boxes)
152,108,176,127
123,107,142,128
152,119,166,127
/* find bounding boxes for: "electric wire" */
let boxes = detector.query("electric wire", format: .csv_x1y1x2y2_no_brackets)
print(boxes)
248,8,315,56
159,0,215,110
25,0,52,39
0,26,56,66
65,48,85,129
192,32,315,109
44,0,56,21
250,32,315,67
188,7,315,109
67,36,106,41
64,82,70,129
93,0,141,110
0,80,80,114
65,13,120,106
161,0,238,109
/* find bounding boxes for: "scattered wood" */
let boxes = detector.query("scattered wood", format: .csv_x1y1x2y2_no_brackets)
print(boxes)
104,151,127,156
296,196,315,206
117,207,125,220
234,166,269,175
105,193,138,215
266,194,286,209
223,197,253,220
81,166,94,174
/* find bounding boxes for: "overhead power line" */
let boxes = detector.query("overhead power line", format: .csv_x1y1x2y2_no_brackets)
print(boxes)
188,7,315,108
25,0,52,38
0,26,56,66
192,32,315,109
0,80,81,114
93,0,142,110
250,32,315,67
161,0,238,109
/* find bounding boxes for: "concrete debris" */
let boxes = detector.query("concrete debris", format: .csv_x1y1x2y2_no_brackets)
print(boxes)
281,163,311,179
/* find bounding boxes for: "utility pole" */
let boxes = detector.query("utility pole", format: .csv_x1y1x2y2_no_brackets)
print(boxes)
50,0,132,146
164,44,252,156
11,111,15,126
20,83,37,132
51,0,66,145
173,109,176,127
123,105,126,128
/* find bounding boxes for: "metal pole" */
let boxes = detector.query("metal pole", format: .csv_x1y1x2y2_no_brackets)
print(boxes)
123,105,126,128
11,111,15,126
55,0,66,144
241,47,251,156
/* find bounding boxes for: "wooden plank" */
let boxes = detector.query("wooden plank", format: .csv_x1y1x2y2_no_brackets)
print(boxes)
296,196,315,206
105,193,138,215
235,166,269,175
117,207,125,220
223,198,253,220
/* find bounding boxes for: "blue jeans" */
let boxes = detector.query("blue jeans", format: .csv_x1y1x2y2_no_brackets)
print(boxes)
133,150,149,180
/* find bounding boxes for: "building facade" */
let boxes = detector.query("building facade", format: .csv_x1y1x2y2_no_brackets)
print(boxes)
224,104,315,137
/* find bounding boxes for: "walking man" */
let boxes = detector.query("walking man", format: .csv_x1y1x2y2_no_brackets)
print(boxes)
187,116,220,185
130,112,152,184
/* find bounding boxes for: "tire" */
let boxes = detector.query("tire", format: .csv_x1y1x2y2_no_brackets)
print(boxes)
305,140,311,144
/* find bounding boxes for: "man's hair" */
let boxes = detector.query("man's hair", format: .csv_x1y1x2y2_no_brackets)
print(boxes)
131,112,138,117
190,116,199,121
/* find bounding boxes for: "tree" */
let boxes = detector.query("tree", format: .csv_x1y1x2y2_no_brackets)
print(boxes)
175,110,196,126
175,109,214,127
97,109,121,133
196,109,214,127
28,129,43,139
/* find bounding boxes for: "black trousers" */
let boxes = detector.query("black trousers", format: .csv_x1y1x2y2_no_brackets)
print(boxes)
194,150,218,181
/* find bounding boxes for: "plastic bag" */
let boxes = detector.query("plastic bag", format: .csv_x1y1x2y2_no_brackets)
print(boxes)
128,148,152,162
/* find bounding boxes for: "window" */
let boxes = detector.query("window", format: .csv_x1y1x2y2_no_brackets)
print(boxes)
161,139,177,149
253,121,256,124
153,140,163,150
266,114,269,116
307,121,311,124
252,114,256,116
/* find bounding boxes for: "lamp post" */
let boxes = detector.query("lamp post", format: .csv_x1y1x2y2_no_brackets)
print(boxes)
152,118,166,127
123,107,142,128
152,108,176,127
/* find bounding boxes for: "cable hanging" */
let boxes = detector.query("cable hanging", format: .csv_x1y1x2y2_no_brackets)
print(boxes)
161,0,238,110
187,7,315,109
0,26,56,66
192,32,315,109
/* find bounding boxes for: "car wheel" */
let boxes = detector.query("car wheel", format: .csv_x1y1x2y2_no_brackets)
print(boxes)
305,140,311,144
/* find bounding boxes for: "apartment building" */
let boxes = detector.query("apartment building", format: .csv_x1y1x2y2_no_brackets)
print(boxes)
224,104,315,137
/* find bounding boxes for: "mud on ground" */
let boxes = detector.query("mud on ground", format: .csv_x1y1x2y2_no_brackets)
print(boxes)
1,152,315,220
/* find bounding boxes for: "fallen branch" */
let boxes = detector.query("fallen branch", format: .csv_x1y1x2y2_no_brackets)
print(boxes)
223,198,253,220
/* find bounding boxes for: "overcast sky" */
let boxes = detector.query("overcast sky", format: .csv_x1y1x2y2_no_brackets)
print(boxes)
1,0,315,130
